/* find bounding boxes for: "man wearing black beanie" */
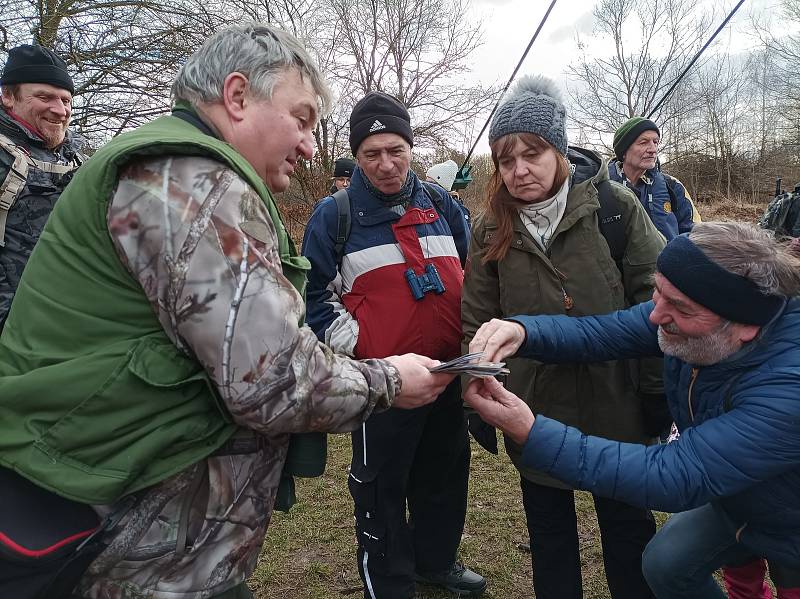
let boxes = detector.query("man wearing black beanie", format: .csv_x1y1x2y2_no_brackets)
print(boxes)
0,44,83,329
302,91,485,597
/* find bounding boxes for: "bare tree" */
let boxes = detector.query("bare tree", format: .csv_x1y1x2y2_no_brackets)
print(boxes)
0,1,218,145
566,0,712,149
327,0,499,151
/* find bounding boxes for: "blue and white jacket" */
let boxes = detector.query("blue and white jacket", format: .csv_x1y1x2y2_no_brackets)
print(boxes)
301,168,469,361
609,162,698,241
515,299,800,566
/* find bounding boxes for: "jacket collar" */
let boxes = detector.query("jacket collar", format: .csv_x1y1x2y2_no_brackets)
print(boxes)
347,168,432,226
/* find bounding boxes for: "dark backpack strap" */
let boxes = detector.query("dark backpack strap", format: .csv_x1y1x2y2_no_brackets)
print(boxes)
422,181,447,215
422,180,472,232
662,173,680,213
596,178,626,273
332,188,351,266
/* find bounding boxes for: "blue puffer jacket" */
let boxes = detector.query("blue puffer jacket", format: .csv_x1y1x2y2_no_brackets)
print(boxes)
516,299,800,566
608,162,696,241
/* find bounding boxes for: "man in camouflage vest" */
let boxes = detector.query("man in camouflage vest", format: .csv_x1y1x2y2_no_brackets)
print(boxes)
0,24,454,599
0,43,84,328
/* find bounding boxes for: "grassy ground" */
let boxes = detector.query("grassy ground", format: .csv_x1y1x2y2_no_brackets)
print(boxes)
251,434,662,598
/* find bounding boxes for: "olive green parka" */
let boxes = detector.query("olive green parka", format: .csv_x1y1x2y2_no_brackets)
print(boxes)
461,157,666,487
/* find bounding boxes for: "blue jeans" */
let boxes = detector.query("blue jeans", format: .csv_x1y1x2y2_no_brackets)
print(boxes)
642,503,755,599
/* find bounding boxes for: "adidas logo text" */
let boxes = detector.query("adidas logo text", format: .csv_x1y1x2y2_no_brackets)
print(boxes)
369,120,386,132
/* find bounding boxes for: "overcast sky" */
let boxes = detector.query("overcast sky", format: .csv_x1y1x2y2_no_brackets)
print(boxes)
461,0,775,154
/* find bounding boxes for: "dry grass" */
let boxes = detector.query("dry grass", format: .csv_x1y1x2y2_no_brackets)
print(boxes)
250,434,666,599
694,197,768,223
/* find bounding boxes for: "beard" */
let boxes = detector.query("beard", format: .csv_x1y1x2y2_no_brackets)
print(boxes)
657,322,741,366
38,120,68,149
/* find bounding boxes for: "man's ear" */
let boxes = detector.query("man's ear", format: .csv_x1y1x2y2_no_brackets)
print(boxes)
0,88,14,111
221,72,249,123
737,324,760,344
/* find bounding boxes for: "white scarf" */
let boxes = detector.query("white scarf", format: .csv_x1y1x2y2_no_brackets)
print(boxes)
517,178,570,249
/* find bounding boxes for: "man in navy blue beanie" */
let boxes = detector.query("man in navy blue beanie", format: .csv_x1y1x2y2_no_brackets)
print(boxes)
465,221,800,599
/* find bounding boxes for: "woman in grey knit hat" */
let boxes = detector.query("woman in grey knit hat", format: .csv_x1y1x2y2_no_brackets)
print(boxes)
461,75,666,599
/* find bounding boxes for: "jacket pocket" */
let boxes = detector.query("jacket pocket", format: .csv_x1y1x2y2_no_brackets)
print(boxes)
35,337,225,498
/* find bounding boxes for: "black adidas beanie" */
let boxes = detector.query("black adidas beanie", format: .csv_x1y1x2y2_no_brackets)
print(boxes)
1,44,74,94
349,91,413,155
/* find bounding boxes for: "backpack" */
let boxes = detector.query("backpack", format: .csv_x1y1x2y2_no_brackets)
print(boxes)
568,146,625,272
0,467,136,598
661,172,681,212
760,187,800,237
0,132,81,247
331,181,466,265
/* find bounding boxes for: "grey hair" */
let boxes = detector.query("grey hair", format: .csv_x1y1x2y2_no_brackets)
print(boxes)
689,221,800,297
171,22,332,116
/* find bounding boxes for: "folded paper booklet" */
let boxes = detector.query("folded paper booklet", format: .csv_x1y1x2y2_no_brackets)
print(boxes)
428,351,510,377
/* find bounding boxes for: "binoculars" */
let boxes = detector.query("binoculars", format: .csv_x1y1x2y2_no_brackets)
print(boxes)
405,263,446,300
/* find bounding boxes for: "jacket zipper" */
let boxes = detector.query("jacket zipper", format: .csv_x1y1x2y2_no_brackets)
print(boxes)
551,265,573,310
688,367,699,422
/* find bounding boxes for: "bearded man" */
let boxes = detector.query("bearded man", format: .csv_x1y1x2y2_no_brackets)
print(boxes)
464,221,800,599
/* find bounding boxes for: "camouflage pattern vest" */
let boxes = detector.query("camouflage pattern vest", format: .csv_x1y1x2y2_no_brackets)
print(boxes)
0,109,310,504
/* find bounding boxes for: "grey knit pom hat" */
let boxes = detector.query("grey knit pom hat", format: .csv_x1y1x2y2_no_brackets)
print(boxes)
488,75,567,155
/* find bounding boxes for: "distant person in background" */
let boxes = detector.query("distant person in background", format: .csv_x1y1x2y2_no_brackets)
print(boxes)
426,159,458,195
330,156,355,193
609,117,700,241
0,43,84,329
426,159,470,223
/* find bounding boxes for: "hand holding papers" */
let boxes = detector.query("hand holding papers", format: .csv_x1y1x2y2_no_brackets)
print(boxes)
428,352,510,378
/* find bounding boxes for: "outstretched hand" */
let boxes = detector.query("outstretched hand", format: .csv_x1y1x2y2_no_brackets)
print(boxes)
385,354,456,409
469,318,526,363
463,376,534,446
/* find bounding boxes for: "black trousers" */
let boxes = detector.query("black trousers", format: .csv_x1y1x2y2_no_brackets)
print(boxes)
349,380,469,599
520,477,656,599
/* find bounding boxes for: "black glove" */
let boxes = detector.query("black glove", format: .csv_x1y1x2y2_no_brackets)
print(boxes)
640,392,672,438
467,412,498,454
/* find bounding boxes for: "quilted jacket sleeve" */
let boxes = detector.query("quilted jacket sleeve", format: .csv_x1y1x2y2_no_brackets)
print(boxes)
522,365,800,512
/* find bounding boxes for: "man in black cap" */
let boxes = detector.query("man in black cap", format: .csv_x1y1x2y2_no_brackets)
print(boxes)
302,92,484,598
330,156,355,193
0,43,83,328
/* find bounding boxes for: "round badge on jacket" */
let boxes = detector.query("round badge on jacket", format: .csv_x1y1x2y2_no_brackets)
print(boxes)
663,201,672,213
